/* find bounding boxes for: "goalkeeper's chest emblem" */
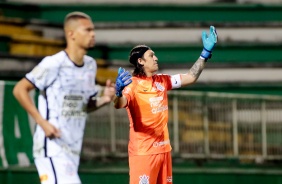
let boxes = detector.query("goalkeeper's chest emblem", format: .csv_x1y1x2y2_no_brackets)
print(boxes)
139,174,149,184
154,82,164,92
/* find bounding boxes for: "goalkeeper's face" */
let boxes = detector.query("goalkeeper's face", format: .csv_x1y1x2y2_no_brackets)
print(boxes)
139,50,159,75
71,18,96,50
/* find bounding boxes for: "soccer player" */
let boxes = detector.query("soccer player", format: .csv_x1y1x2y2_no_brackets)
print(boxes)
113,26,217,184
13,12,115,184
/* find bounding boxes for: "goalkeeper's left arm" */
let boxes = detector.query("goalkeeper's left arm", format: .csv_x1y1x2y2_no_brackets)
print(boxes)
180,26,217,87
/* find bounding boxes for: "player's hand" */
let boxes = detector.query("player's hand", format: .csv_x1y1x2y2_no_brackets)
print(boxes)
102,79,116,102
115,67,132,97
38,119,61,139
200,26,218,59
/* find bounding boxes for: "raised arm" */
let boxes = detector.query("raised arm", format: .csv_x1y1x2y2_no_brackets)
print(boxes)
87,79,115,112
113,67,132,109
180,26,217,87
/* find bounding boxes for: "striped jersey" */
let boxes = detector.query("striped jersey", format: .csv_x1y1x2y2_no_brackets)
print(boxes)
26,51,97,162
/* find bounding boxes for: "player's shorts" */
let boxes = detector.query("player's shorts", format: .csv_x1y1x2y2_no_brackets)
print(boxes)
129,151,172,184
34,153,81,184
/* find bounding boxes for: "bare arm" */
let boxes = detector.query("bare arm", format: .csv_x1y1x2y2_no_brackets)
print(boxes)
180,57,206,87
13,78,41,122
113,95,128,109
179,26,217,87
13,78,60,139
87,79,115,112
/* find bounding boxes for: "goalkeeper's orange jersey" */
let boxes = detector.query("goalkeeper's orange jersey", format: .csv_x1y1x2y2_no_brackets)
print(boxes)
123,74,173,156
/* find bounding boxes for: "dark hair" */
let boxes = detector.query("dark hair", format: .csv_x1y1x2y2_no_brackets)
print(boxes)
129,44,151,77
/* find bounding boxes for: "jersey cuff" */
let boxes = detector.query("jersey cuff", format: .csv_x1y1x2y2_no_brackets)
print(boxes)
24,76,40,90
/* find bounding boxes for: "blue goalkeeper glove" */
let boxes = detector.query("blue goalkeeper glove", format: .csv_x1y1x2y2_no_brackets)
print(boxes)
115,67,132,97
200,26,218,60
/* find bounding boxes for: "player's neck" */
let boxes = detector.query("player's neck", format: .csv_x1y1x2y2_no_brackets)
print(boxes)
65,47,86,66
144,71,154,78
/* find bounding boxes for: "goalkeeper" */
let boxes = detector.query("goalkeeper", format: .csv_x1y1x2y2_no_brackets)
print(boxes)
114,26,217,184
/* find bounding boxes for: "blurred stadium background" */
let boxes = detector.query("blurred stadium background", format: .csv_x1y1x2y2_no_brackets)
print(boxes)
1,0,282,183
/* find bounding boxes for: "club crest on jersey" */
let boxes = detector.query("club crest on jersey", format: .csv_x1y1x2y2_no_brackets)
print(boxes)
154,82,164,92
139,174,149,184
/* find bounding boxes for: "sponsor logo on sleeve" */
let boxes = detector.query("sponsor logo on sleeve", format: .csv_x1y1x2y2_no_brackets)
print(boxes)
154,82,165,92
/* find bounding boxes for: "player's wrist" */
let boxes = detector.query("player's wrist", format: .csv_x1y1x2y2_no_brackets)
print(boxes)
200,48,212,58
115,91,123,97
200,48,212,61
35,115,46,126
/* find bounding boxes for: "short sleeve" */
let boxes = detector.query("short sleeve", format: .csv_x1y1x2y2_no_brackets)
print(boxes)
156,74,173,91
26,56,60,90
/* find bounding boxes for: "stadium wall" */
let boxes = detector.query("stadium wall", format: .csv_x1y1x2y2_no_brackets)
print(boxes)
2,3,282,24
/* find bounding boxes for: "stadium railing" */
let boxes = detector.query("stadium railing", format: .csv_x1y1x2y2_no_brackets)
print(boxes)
1,81,282,168
83,90,282,162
